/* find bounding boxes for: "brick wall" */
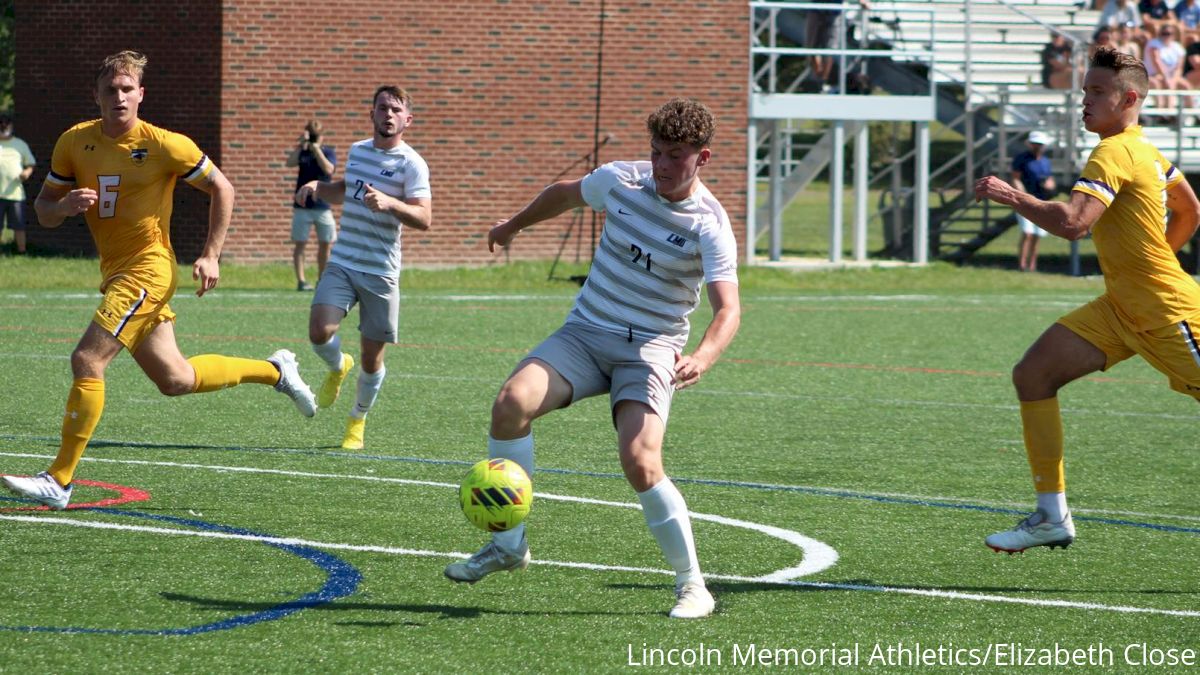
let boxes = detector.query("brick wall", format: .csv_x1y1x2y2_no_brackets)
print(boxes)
15,0,223,259
16,1,748,266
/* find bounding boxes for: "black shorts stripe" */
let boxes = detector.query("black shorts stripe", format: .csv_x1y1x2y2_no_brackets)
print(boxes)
112,288,148,338
1181,320,1200,366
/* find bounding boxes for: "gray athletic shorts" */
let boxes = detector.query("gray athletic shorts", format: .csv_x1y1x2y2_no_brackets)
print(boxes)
312,263,400,343
525,320,677,425
291,208,336,243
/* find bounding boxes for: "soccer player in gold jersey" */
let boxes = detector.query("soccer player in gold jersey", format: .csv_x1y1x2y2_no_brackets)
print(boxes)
974,48,1200,553
0,51,317,510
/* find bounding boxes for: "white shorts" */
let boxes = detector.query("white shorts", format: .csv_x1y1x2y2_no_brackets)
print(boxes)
312,263,399,343
524,320,677,425
1017,214,1049,238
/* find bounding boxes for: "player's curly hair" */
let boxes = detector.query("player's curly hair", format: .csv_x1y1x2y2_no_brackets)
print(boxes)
95,50,148,87
373,85,413,110
646,98,715,148
1089,47,1148,100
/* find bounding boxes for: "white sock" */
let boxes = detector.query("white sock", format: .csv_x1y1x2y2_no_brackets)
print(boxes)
1037,492,1069,522
638,477,702,587
312,334,343,371
490,434,533,553
350,366,385,420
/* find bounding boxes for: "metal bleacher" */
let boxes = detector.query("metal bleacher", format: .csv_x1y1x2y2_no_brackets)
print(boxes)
751,0,1200,266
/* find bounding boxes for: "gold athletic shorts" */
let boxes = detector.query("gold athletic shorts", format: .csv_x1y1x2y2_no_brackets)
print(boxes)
1059,294,1200,399
93,273,177,353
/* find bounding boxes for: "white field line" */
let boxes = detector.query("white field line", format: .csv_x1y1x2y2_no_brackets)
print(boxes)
1,449,1198,525
3,513,1197,618
0,452,836,581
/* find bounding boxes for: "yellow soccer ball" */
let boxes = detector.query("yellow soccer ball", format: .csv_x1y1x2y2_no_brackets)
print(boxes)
459,458,532,532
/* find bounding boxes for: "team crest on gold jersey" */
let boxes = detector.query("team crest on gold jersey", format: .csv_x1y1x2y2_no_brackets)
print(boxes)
130,148,148,166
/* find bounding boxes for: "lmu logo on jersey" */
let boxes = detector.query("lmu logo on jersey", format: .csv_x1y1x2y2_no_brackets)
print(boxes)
379,169,395,177
130,148,148,166
666,233,687,248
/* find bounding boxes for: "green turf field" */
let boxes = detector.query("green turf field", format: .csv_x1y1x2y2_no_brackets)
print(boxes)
0,259,1197,672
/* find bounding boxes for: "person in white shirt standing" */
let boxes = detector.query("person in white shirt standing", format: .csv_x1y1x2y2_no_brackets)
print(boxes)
294,85,432,450
0,112,36,254
444,98,741,620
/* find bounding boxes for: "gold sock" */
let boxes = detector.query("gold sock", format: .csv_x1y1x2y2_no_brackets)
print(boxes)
1020,397,1065,493
48,378,105,486
187,354,281,393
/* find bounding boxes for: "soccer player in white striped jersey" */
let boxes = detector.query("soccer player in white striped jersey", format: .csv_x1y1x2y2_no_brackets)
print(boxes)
444,99,741,620
294,85,432,450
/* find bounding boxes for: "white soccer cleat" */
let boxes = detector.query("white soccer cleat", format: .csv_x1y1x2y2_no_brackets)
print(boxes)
669,581,715,619
985,509,1075,554
268,349,317,418
2,472,73,510
444,540,531,583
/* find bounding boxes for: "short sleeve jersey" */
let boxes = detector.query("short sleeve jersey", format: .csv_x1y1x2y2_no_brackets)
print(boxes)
0,136,35,201
46,119,212,291
1072,125,1200,330
328,139,431,279
573,160,739,350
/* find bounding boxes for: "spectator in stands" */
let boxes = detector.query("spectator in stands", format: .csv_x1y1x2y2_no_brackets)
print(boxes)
1090,26,1115,59
1183,35,1200,87
1116,22,1144,58
1174,0,1200,43
285,119,337,292
805,0,871,92
1139,0,1175,41
1041,33,1077,89
1099,0,1142,37
1145,24,1192,116
1011,131,1056,272
0,112,35,254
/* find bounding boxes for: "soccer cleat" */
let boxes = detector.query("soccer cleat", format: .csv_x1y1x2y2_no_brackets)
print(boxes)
985,509,1075,554
297,281,314,292
444,540,531,583
2,472,73,510
267,349,317,418
342,417,365,450
318,354,355,409
669,581,716,619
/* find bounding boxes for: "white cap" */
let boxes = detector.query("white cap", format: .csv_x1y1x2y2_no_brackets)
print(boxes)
1028,130,1052,145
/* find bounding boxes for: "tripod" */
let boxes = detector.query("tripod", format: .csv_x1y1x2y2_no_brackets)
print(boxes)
546,134,613,285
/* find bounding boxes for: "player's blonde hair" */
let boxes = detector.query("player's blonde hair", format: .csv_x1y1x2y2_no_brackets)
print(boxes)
96,50,148,88
646,98,715,148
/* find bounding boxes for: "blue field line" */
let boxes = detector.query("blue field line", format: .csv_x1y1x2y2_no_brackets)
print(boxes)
3,432,1199,535
0,509,362,636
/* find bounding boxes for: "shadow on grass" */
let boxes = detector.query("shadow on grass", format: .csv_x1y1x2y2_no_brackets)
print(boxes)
160,592,653,620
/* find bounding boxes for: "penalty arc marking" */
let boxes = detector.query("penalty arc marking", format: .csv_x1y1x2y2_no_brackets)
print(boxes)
4,453,1200,617
0,452,838,583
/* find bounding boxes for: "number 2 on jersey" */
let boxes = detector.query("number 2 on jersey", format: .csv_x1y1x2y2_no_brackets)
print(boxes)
630,244,652,272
